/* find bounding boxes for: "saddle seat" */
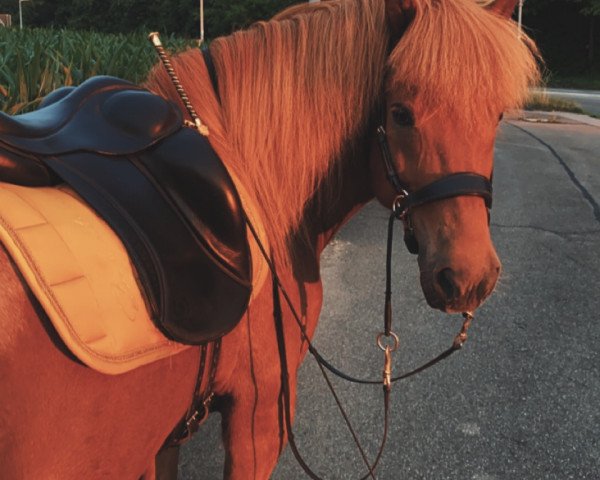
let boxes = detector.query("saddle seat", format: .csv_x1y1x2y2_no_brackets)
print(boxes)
0,76,180,154
0,76,253,346
0,76,182,186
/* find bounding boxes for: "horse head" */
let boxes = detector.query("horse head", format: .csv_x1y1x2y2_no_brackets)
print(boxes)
370,0,539,313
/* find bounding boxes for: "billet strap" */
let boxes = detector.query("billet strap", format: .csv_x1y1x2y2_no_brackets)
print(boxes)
162,339,221,448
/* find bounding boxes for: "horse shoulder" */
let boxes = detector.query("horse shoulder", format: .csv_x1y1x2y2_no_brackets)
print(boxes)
0,244,202,478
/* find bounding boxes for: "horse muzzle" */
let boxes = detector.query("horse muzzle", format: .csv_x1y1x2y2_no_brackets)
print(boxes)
418,252,501,313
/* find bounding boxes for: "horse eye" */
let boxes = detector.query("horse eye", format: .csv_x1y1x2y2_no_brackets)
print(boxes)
391,106,414,127
499,112,504,122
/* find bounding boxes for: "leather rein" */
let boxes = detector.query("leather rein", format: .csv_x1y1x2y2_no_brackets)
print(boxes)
256,78,494,477
258,126,492,479
152,37,494,477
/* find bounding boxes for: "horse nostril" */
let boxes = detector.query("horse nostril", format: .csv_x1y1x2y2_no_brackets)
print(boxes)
436,268,458,301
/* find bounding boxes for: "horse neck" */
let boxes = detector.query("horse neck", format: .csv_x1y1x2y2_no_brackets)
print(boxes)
209,1,388,265
301,133,375,258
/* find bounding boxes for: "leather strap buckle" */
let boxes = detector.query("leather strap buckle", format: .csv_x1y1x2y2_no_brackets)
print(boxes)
392,192,409,220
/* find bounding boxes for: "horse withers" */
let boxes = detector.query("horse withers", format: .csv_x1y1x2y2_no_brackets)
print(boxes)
0,0,539,478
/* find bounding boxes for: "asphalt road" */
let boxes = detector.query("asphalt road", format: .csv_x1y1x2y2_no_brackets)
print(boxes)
179,117,600,479
543,88,600,116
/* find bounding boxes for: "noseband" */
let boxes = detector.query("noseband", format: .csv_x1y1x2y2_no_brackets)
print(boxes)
376,126,493,254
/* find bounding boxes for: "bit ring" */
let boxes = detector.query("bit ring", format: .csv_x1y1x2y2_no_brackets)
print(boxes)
377,332,400,352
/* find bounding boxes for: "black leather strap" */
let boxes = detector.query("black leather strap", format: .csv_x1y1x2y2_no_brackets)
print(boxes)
376,126,408,194
376,126,492,215
402,173,492,211
376,125,493,255
202,47,221,104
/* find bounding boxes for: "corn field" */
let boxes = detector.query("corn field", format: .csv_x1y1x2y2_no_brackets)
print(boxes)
0,28,195,114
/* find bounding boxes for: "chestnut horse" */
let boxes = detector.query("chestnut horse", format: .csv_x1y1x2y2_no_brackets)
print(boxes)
0,0,539,478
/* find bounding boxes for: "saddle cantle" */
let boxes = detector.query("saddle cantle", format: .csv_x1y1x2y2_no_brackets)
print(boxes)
0,76,252,345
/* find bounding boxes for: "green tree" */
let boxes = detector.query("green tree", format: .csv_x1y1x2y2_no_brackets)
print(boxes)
0,0,296,38
572,0,600,66
575,0,600,15
205,0,296,37
524,0,600,77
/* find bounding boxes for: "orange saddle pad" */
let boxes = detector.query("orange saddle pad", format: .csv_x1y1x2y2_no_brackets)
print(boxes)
0,182,190,374
0,181,269,374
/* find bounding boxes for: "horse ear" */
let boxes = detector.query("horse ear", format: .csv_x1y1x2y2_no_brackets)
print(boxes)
485,0,519,18
384,0,417,45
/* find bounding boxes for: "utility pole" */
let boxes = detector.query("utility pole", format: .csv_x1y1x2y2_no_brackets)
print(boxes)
198,0,205,47
19,0,30,30
517,0,524,38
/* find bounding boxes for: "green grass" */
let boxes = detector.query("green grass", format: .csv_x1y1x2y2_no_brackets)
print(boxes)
0,27,195,114
5,28,595,117
524,92,585,114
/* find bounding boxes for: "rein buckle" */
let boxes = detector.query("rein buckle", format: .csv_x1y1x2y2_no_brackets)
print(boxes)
182,391,214,440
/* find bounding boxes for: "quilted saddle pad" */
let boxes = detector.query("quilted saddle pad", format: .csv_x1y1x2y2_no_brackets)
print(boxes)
0,182,191,373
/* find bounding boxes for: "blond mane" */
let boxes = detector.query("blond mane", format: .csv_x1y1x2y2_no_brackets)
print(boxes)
147,0,389,265
388,0,540,127
146,0,540,265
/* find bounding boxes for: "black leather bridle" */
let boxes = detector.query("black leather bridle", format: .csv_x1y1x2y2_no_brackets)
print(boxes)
157,43,495,478
376,125,493,254
261,119,496,479
264,121,497,479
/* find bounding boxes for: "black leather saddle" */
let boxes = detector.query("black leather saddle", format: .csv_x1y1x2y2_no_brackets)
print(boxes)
0,76,252,345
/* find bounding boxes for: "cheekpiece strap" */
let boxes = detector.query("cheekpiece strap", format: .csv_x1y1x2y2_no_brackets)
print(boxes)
376,126,409,194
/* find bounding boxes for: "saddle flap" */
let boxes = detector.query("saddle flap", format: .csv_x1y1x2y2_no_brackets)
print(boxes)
138,128,251,282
